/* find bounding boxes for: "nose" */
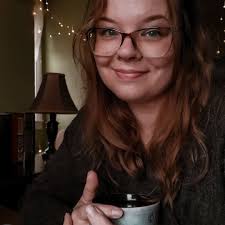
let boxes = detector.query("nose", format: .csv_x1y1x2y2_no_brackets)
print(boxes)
116,36,142,61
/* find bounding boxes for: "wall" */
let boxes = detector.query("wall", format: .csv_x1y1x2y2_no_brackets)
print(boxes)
44,0,88,129
0,0,34,112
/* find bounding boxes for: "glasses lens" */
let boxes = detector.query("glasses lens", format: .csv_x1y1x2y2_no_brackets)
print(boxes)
87,28,121,56
87,27,173,58
135,27,173,58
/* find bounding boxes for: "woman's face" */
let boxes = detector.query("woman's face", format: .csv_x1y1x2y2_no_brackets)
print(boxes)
94,0,175,105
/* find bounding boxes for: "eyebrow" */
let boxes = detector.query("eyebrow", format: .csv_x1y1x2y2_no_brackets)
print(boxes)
97,15,169,24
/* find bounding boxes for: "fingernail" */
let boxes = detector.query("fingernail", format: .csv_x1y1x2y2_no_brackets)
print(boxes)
111,208,123,218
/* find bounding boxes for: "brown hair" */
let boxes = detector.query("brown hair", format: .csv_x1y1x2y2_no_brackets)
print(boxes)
73,0,213,208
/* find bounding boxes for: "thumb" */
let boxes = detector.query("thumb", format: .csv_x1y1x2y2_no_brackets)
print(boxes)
77,170,99,206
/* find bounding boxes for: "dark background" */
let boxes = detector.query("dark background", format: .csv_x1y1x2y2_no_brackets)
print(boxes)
201,0,225,56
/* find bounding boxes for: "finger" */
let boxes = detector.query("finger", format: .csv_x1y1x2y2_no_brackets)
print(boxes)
86,205,113,225
72,203,123,222
77,170,99,206
63,213,73,225
94,203,123,219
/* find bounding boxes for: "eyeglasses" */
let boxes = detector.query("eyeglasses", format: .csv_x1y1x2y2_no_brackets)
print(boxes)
83,27,175,58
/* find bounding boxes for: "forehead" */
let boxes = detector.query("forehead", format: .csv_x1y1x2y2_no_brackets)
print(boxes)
101,0,170,26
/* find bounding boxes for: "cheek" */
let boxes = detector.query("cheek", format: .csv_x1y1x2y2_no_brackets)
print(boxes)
94,56,111,69
94,56,113,81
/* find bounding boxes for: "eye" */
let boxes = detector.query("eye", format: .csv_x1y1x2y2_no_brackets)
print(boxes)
97,28,119,37
140,27,171,40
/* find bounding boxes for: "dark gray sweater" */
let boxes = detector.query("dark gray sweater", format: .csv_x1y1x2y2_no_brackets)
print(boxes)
22,84,225,225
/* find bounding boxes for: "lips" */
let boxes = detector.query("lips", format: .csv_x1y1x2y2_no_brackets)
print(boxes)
113,68,148,80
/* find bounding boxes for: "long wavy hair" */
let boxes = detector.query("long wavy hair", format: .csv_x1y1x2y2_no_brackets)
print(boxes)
73,0,213,207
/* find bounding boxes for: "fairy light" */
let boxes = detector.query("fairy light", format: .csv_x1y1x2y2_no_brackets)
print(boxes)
34,0,76,40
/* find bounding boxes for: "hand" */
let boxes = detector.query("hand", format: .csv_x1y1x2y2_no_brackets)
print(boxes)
63,170,123,225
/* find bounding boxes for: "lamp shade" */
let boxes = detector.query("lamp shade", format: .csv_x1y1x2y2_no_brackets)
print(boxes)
29,73,78,114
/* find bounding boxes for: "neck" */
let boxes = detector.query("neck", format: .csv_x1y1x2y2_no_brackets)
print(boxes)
128,98,165,146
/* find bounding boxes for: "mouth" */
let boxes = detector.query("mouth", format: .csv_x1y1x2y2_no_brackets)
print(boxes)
113,68,148,80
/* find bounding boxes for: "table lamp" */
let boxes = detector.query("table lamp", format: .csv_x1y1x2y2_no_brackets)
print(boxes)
29,73,78,161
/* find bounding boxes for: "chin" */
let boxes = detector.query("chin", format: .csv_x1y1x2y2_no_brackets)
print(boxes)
114,91,148,104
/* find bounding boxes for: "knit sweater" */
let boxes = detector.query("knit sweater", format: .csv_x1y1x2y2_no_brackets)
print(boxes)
22,84,225,225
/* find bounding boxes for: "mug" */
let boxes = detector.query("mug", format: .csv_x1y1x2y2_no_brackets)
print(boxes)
96,193,160,225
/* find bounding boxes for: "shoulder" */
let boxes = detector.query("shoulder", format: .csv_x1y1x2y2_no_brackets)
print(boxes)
201,82,225,138
63,108,85,145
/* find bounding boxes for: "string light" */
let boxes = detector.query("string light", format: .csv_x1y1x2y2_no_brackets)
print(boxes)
216,1,225,55
33,0,79,39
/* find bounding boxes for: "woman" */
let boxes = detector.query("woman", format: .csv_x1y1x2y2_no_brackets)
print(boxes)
22,0,225,225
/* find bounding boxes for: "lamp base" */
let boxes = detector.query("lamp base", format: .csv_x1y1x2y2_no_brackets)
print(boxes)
42,113,58,161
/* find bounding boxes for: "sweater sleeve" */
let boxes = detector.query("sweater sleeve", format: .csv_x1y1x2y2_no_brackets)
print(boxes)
21,112,92,225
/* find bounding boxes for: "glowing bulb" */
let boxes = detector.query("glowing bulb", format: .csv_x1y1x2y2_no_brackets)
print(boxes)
220,17,223,21
51,16,54,19
49,34,53,38
67,26,70,29
38,29,42,34
72,29,75,33
33,11,37,16
60,24,63,27
46,8,49,12
46,1,49,5
39,7,43,11
68,32,71,36
217,50,221,54
58,32,61,35
58,22,61,25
